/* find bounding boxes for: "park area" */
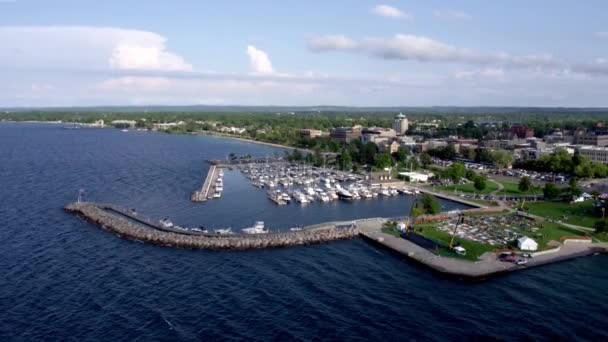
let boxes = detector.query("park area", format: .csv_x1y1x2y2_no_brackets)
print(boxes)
431,180,542,196
384,212,588,261
524,200,599,228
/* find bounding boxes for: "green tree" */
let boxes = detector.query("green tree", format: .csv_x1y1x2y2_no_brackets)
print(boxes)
396,146,410,163
490,150,514,168
420,153,432,168
474,175,487,192
361,142,377,165
519,176,531,193
465,169,477,181
411,207,423,217
594,219,607,233
446,162,466,184
338,149,352,171
543,183,561,200
420,193,441,214
375,151,393,169
568,178,582,197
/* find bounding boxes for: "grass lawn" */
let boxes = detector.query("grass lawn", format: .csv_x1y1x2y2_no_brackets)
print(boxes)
436,181,499,195
526,221,587,248
412,223,497,261
381,226,400,236
525,200,599,228
497,181,543,196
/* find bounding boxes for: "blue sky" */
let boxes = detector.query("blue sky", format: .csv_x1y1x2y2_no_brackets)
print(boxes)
1,0,607,106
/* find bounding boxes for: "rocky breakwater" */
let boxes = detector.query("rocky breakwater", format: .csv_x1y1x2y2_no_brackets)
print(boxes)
64,202,360,250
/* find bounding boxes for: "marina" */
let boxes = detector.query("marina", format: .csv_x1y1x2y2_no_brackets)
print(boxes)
237,161,439,206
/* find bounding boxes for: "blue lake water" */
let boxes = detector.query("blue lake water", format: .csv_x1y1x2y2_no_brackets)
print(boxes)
1,123,607,341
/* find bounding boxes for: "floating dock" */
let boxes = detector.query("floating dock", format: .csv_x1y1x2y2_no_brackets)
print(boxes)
191,165,222,202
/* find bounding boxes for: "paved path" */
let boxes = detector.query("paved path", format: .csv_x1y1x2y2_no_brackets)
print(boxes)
489,179,504,196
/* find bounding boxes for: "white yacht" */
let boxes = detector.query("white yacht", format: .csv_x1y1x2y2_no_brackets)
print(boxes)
159,218,174,228
242,221,268,234
214,227,233,235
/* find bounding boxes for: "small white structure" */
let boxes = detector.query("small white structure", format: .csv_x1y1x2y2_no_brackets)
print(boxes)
453,246,467,255
399,171,433,183
397,222,407,232
517,236,538,251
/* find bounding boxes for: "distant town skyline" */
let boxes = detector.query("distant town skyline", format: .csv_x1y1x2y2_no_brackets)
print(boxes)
1,0,608,107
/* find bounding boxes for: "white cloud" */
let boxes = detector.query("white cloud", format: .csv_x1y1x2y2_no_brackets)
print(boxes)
371,4,410,19
308,33,555,68
246,45,274,74
433,10,471,20
307,35,357,52
0,26,192,71
454,68,505,81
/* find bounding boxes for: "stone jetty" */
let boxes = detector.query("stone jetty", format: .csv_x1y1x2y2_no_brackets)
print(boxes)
65,202,360,250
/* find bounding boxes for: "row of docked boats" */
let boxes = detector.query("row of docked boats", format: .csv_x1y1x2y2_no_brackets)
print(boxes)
211,169,224,199
159,218,274,235
264,182,420,205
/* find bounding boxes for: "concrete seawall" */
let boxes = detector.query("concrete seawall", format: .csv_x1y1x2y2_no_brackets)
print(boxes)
65,202,360,250
360,230,608,280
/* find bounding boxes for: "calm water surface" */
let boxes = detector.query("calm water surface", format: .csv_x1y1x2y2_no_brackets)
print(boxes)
1,123,607,341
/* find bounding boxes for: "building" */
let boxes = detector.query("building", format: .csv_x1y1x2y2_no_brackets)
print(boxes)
578,146,608,164
510,125,535,139
399,171,433,183
330,127,362,142
517,236,538,251
299,129,325,138
574,133,608,147
378,140,400,154
218,126,246,134
110,120,136,128
392,113,409,135
360,127,396,143
153,121,186,130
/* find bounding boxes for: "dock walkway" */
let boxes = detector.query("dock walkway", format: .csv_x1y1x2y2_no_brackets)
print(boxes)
191,165,220,202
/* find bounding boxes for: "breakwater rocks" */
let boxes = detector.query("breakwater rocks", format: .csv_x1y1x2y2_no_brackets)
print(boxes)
65,202,360,250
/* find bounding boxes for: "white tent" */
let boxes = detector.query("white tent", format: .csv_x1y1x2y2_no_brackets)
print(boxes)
517,236,538,251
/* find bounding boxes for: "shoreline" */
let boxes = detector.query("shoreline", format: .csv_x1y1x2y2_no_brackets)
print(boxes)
1,120,311,153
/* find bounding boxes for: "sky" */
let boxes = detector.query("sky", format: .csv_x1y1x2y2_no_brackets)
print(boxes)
1,0,607,107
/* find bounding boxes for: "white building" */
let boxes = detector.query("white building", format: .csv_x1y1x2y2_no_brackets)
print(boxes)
517,236,538,251
392,113,409,135
399,171,433,183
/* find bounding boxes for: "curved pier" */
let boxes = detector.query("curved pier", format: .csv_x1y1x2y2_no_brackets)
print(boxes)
65,202,360,250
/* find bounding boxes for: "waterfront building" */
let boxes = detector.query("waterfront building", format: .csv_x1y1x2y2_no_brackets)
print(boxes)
392,113,409,135
399,171,433,183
